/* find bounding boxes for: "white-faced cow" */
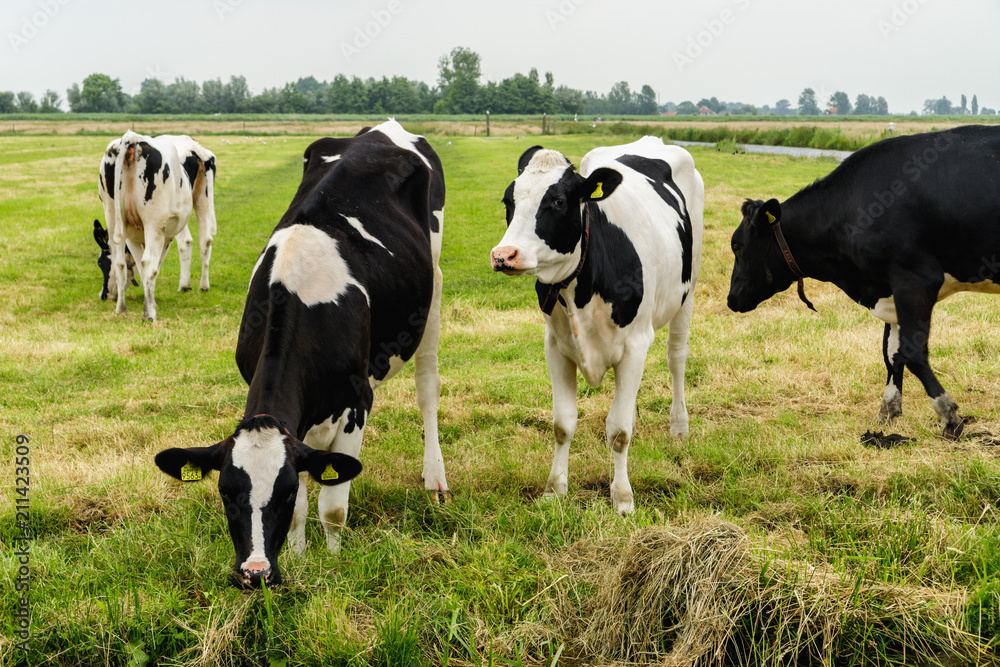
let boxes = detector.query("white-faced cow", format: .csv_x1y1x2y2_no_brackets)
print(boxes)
155,120,449,588
98,132,217,321
728,125,1000,438
491,137,704,513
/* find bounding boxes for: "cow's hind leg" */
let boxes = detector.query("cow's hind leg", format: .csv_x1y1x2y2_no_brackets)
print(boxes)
607,333,653,514
192,180,216,292
139,232,170,321
544,330,577,498
318,406,368,554
894,283,963,438
175,225,194,292
414,262,449,501
878,322,904,422
667,295,694,437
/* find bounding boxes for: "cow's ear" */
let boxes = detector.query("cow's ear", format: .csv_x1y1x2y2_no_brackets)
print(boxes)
517,146,544,174
758,199,781,226
295,443,363,486
155,441,227,483
93,220,109,251
581,168,623,202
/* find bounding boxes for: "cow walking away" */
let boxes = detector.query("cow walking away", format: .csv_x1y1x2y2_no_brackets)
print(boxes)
491,137,704,513
98,132,217,321
155,121,449,588
728,125,1000,438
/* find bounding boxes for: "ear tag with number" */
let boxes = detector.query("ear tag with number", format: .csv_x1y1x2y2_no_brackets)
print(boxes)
321,464,339,481
591,182,604,199
180,462,202,482
766,211,777,224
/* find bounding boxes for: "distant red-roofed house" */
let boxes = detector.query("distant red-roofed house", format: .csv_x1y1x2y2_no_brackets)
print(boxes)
698,106,715,115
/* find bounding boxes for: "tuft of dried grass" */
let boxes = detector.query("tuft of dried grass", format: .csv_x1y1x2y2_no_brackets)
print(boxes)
565,516,989,666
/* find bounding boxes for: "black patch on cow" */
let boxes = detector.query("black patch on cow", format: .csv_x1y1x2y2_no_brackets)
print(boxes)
162,162,170,182
138,142,162,203
564,203,644,328
518,145,545,174
533,169,585,255
103,160,116,200
182,153,201,187
616,154,693,285
344,408,366,434
501,182,515,225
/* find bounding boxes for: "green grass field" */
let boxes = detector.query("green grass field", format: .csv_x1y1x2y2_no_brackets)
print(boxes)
2,128,999,666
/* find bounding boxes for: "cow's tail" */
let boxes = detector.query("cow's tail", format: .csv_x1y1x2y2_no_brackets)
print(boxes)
112,132,141,246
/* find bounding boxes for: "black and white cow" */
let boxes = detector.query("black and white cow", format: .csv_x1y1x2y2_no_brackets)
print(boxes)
155,120,449,588
99,132,217,321
728,125,1000,438
491,137,704,513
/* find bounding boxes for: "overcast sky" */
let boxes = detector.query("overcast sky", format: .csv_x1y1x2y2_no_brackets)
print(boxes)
3,0,998,114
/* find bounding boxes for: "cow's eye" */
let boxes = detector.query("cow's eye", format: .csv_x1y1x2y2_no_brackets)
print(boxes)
553,197,566,208
732,242,743,255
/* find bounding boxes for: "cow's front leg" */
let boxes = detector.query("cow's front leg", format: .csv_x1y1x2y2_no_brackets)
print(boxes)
414,264,449,501
878,322,905,422
607,333,653,514
318,407,367,554
544,329,577,498
894,283,963,438
667,295,694,437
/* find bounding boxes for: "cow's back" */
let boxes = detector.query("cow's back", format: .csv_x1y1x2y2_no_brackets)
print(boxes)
581,137,704,329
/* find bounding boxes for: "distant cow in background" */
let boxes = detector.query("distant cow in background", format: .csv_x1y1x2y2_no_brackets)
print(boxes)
98,132,217,321
491,137,704,513
728,125,1000,438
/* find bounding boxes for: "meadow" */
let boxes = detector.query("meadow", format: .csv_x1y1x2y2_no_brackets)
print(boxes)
1,124,999,665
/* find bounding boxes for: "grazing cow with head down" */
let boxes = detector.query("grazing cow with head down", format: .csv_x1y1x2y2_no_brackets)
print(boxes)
98,132,217,321
155,120,449,588
728,125,1000,438
93,219,137,301
491,137,704,513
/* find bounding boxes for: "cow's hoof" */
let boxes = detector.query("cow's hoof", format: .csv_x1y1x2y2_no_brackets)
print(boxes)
428,489,452,505
200,286,210,292
943,418,965,440
180,285,192,293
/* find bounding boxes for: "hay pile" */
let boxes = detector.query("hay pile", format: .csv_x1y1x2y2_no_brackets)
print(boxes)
565,517,986,666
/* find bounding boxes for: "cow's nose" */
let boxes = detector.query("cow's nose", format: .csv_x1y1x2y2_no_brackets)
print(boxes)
491,246,520,270
234,559,276,589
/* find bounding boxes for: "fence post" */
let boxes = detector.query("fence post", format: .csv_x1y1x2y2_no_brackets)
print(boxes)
486,110,490,137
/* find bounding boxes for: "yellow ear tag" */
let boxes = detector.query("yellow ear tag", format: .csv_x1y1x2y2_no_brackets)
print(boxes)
321,464,339,481
180,462,202,482
766,211,777,224
591,182,604,199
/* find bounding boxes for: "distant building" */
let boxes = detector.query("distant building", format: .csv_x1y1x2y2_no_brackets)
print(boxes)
698,105,715,115
661,110,677,116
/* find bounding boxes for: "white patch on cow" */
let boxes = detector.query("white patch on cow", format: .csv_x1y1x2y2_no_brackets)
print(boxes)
322,154,341,164
303,157,308,164
369,355,407,388
870,297,898,324
369,119,432,170
342,215,392,254
249,251,266,291
267,224,370,306
231,426,287,569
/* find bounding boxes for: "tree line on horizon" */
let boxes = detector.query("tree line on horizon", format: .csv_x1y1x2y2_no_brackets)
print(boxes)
0,47,994,118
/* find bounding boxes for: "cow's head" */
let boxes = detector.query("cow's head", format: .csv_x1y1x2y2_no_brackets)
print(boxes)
490,146,622,285
154,415,362,589
93,220,137,301
727,198,796,312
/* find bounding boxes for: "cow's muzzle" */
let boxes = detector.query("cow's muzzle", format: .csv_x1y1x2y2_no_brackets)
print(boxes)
491,246,528,275
231,560,280,590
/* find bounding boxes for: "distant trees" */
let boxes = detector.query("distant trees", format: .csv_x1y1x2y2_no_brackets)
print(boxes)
972,95,979,115
828,91,851,115
798,88,820,115
435,46,482,114
852,94,888,115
